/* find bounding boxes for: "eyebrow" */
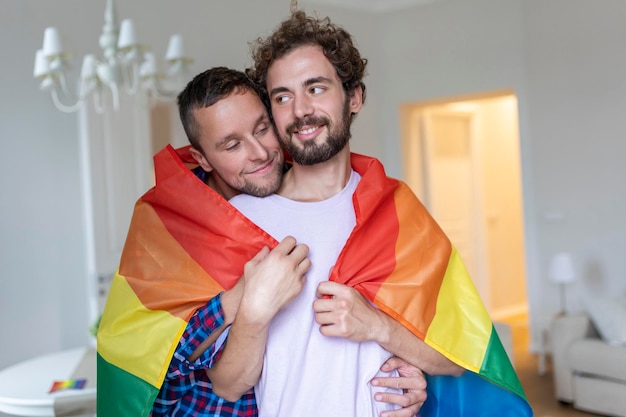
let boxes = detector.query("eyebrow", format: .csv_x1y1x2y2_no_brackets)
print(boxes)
269,76,333,97
214,113,268,149
304,76,332,87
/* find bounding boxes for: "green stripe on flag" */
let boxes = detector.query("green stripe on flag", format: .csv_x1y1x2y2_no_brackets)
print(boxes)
480,325,528,401
97,353,159,417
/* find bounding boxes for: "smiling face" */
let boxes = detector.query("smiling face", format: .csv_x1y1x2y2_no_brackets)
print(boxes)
189,89,284,199
266,45,362,166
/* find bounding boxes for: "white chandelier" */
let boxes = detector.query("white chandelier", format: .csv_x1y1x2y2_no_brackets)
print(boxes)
33,0,193,113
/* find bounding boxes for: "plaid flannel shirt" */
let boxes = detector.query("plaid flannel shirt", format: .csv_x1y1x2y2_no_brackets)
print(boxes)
151,292,257,416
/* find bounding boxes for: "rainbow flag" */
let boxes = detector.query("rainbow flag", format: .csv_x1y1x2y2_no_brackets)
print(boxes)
96,145,532,416
49,379,87,393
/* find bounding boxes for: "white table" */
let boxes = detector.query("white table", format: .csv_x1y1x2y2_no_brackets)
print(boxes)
0,347,96,417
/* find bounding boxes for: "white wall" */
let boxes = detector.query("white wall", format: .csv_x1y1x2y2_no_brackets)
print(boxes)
1,2,88,368
522,0,626,339
373,0,626,348
1,0,625,369
0,0,322,369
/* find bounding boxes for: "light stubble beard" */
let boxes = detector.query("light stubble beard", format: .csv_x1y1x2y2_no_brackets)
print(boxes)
240,162,284,197
214,157,284,197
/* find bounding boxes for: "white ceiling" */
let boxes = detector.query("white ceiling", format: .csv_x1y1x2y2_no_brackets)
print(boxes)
303,0,440,13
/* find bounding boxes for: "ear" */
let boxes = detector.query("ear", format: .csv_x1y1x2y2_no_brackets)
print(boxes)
348,85,363,114
189,147,214,173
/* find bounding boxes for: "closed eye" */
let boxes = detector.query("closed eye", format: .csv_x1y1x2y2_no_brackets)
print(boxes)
224,141,241,151
255,125,270,137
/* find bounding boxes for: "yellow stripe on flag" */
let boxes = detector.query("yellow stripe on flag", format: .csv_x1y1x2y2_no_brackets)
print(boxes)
426,247,493,372
98,272,186,388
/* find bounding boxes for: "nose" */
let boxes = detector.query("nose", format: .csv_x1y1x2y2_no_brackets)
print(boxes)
248,138,270,161
293,93,313,119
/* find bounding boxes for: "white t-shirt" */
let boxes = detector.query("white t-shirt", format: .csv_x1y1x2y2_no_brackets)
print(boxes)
230,170,400,417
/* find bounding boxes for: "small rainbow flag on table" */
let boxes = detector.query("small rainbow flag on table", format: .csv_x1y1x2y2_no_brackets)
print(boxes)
49,379,87,393
97,145,532,417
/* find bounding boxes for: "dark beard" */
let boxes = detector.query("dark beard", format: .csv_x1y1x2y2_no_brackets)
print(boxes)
281,98,352,166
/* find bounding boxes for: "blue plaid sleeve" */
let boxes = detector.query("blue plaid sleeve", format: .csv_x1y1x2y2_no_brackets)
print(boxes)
168,292,227,378
153,292,260,417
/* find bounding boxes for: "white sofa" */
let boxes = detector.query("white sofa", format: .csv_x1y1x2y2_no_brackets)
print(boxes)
550,313,626,416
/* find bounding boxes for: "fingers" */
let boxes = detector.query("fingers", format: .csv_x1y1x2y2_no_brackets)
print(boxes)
289,243,310,264
375,391,423,417
371,375,426,392
237,235,313,326
380,356,421,375
380,357,425,381
374,391,422,409
275,235,297,252
272,236,310,265
372,376,427,417
274,236,305,255
380,356,407,373
315,280,346,299
298,257,312,274
250,246,270,264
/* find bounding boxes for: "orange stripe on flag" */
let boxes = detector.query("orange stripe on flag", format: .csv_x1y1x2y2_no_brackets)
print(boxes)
120,200,224,320
143,145,277,290
373,182,451,339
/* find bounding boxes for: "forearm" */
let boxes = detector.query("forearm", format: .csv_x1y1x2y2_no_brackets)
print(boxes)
164,292,232,391
188,279,244,362
375,311,463,376
208,238,309,401
205,306,270,401
314,281,463,376
178,293,228,364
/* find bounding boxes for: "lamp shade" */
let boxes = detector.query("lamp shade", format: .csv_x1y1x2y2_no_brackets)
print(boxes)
33,49,50,78
42,27,64,57
118,19,138,50
80,54,98,80
548,252,576,284
165,34,185,61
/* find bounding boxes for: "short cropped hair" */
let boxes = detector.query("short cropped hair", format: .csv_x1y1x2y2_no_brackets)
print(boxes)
177,67,266,149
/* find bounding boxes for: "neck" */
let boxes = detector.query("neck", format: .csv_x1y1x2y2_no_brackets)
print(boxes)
206,172,239,200
278,146,352,202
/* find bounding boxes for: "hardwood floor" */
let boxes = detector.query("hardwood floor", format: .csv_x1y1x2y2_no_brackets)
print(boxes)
505,314,601,417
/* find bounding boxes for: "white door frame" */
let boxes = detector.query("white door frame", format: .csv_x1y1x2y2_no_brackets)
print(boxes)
414,105,491,310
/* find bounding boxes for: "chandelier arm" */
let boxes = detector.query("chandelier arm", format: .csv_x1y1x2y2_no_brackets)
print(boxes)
37,0,193,113
51,88,82,113
147,84,180,101
109,82,120,111
123,61,140,96
58,72,79,101
92,89,106,115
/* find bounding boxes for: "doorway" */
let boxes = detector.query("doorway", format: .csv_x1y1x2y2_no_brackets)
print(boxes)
400,91,527,319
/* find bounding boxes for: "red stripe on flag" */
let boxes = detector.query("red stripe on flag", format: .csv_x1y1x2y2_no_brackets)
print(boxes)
142,146,277,290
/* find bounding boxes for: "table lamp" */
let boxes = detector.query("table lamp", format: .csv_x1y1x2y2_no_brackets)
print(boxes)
548,252,576,315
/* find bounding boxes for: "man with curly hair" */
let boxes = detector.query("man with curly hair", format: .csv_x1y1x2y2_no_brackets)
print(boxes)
206,8,465,417
146,67,433,417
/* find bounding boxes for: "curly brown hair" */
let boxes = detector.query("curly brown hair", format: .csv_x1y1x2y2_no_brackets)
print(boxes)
246,8,367,104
